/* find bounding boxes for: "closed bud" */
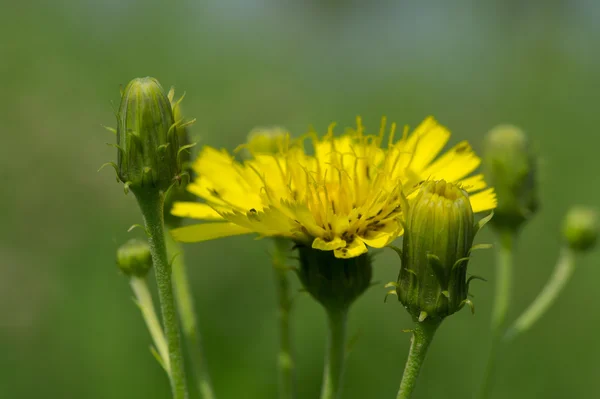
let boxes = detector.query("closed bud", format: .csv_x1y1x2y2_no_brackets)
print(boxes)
297,245,372,312
562,206,598,252
396,180,482,321
117,239,153,277
483,125,538,232
116,77,180,193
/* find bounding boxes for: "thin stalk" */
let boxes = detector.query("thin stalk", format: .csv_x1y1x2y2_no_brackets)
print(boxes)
478,231,514,399
130,276,170,373
396,319,441,399
272,238,295,399
165,233,216,399
136,189,188,399
320,308,348,399
505,247,576,341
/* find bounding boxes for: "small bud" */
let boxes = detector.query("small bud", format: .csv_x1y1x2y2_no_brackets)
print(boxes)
483,125,538,232
396,180,481,320
116,77,179,193
297,245,372,312
246,127,288,155
117,239,153,277
562,206,598,252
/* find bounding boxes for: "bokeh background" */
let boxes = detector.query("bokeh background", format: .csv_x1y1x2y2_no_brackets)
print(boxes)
2,1,600,398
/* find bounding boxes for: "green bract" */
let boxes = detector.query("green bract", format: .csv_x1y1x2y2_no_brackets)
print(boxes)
117,238,153,277
163,87,196,227
396,180,487,321
483,125,538,232
562,206,598,252
297,245,372,312
116,77,181,193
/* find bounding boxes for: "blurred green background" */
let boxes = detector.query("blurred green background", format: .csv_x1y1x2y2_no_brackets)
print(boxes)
2,1,599,398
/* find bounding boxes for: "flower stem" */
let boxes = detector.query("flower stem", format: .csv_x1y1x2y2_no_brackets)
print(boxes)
130,276,171,373
165,233,216,399
478,231,514,399
320,308,348,399
505,247,576,341
272,238,295,399
136,189,188,399
396,318,441,399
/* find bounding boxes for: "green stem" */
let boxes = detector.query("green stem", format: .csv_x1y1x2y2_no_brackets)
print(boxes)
136,189,188,399
130,276,171,373
505,247,576,341
165,233,216,399
396,319,441,399
478,231,515,399
320,308,348,399
272,238,295,399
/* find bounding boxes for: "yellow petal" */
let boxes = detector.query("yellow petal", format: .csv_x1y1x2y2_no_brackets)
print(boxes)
312,237,346,251
170,223,253,243
458,174,487,193
469,188,497,213
171,202,224,220
421,141,481,182
334,238,368,258
408,117,451,172
360,221,399,248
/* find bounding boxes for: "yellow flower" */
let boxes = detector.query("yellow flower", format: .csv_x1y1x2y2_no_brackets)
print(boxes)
170,117,497,258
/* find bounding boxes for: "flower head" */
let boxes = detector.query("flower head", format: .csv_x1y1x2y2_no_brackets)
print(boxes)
483,124,538,232
562,206,598,253
171,117,496,258
117,238,153,277
395,180,490,321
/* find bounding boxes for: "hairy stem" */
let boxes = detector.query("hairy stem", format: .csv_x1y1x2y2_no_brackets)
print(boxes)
396,319,441,399
320,308,348,399
478,231,514,399
136,189,188,399
272,238,295,399
505,247,576,340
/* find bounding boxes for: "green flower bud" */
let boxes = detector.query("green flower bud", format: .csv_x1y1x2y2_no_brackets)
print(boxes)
396,180,482,321
483,125,538,232
297,245,372,312
117,239,153,277
562,206,598,252
116,77,180,193
246,127,287,155
164,88,196,228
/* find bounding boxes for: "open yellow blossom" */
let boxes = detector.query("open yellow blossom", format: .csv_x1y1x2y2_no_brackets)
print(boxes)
170,117,497,258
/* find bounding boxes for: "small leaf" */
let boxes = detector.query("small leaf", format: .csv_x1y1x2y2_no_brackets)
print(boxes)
427,254,447,288
157,143,170,152
469,243,493,254
384,281,399,289
177,142,198,164
441,290,449,298
102,125,117,134
383,289,397,303
106,143,125,154
460,299,475,314
452,257,470,271
418,311,428,322
97,162,119,176
124,181,132,195
149,346,168,373
178,118,196,129
387,245,403,259
475,211,494,233
127,224,143,233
